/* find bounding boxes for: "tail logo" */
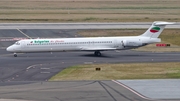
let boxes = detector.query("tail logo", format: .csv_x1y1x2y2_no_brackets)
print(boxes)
150,26,160,33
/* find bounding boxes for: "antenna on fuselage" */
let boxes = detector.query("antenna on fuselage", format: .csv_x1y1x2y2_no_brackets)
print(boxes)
17,29,32,39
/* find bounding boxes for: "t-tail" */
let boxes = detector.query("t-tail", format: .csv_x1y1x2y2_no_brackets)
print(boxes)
140,21,175,38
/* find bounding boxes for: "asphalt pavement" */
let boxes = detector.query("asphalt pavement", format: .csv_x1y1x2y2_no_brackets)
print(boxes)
0,25,180,101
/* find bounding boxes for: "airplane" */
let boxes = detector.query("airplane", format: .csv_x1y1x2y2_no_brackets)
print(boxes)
6,21,175,57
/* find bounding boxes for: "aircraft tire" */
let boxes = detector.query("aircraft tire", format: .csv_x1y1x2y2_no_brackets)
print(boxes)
14,54,17,57
94,51,101,56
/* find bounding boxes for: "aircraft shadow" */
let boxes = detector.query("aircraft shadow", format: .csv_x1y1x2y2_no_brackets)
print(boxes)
119,54,147,57
80,54,114,58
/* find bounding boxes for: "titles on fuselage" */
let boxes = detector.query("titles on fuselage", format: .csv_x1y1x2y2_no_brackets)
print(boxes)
32,40,64,44
34,40,49,44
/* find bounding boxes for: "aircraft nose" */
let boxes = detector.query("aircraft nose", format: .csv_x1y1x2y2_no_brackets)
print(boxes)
6,46,14,52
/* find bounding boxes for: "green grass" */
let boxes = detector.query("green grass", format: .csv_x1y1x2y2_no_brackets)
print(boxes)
49,62,180,81
160,30,180,46
83,17,98,21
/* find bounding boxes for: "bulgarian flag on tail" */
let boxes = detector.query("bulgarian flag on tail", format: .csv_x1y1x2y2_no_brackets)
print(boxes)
150,26,160,33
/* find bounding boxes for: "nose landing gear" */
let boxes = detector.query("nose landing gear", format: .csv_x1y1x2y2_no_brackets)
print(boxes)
14,53,17,57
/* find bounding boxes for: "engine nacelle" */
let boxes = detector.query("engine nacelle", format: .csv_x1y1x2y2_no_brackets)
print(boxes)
122,39,142,47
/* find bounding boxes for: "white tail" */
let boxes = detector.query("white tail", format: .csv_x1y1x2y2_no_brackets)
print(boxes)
140,21,175,38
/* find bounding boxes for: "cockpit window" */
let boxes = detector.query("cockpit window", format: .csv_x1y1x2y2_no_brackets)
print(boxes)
14,41,20,45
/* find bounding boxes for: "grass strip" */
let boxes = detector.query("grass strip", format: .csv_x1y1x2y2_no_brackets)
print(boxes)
49,62,180,81
0,0,179,22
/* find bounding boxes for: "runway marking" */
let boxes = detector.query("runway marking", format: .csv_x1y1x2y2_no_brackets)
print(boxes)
84,62,93,64
17,28,32,39
0,37,28,41
26,65,35,70
0,53,24,57
41,68,50,69
40,72,50,74
0,54,13,56
112,80,153,100
26,64,42,70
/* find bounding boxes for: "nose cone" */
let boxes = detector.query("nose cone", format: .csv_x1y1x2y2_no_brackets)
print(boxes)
6,46,14,52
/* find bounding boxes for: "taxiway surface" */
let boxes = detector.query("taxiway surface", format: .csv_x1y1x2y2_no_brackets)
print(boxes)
0,81,179,101
0,81,150,101
1,49,180,81
0,26,180,101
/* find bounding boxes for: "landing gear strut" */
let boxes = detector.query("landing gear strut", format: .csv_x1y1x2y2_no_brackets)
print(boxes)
14,53,17,57
94,51,101,56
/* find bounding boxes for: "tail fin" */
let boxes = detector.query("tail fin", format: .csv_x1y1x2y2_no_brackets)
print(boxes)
140,21,175,38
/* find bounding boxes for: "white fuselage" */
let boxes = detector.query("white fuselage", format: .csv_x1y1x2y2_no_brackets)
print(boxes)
6,21,175,57
6,36,161,53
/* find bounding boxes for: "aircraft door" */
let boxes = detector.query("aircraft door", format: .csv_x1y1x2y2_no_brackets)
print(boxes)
114,39,123,49
20,40,26,48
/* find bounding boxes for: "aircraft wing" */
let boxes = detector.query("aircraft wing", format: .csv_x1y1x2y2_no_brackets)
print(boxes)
80,47,116,51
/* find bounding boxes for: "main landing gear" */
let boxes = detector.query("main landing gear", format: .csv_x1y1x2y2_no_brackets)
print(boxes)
94,51,101,56
14,53,17,57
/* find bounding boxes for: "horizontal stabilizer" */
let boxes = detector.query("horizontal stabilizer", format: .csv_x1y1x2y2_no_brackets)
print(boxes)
154,21,175,26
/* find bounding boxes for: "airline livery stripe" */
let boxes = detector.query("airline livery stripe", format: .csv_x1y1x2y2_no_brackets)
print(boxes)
150,30,159,33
